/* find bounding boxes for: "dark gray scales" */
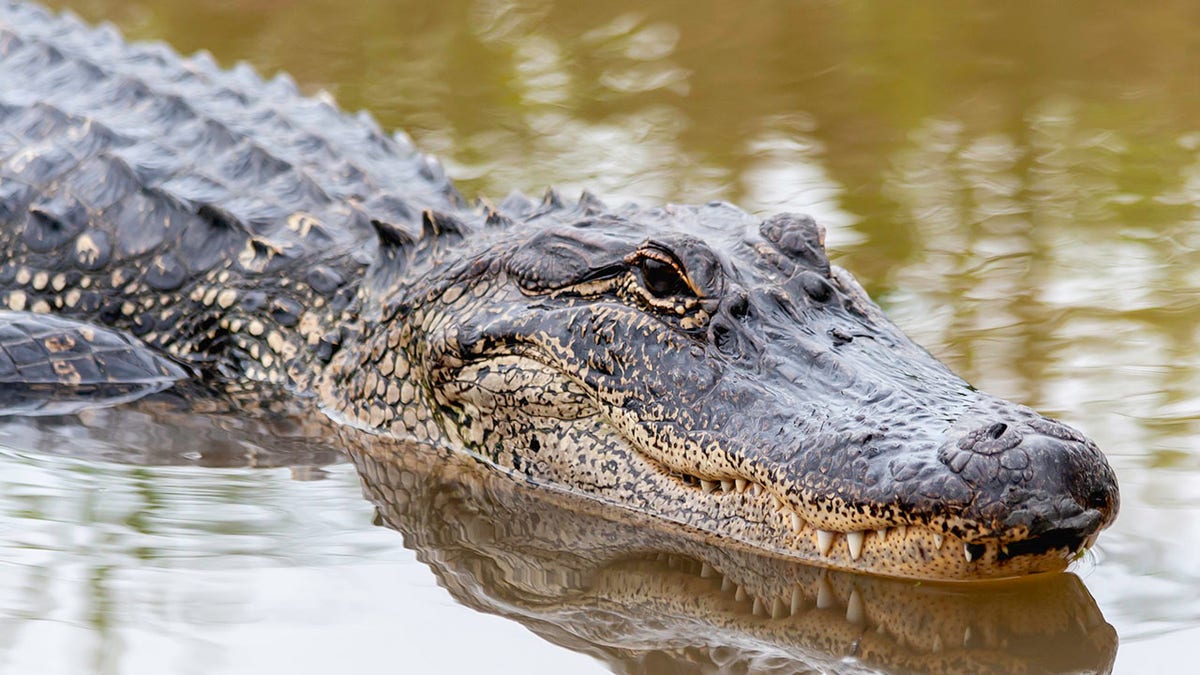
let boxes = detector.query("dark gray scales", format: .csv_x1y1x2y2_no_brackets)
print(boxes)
0,310,186,414
0,0,459,277
0,0,462,407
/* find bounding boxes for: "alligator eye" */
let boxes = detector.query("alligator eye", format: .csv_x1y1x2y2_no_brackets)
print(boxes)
636,255,693,298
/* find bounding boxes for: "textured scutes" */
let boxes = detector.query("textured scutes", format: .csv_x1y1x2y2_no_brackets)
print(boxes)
0,310,187,415
759,212,830,277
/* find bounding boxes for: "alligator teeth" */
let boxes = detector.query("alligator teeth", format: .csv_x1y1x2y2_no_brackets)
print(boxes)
721,479,734,493
751,483,762,496
735,584,748,602
770,494,783,510
735,478,748,493
791,586,803,614
700,563,715,578
771,597,787,619
752,597,765,616
896,525,907,538
790,513,804,533
846,531,865,560
876,528,888,541
816,575,834,609
846,589,864,624
721,577,734,593
963,542,974,563
816,529,835,556
701,479,717,493
932,533,944,550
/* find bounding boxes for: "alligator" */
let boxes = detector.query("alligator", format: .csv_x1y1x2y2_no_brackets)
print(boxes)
0,1,1119,581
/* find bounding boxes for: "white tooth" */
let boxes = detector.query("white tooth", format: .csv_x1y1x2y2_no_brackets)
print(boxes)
791,586,803,614
846,589,864,624
770,494,783,510
721,577,734,593
931,634,943,653
736,479,748,493
735,585,747,602
791,513,804,533
753,597,767,617
701,480,717,493
751,483,762,496
963,625,972,646
817,529,836,556
876,528,888,541
771,597,786,619
700,563,715,578
721,480,734,492
816,575,834,609
847,531,865,560
933,533,944,550
963,543,974,563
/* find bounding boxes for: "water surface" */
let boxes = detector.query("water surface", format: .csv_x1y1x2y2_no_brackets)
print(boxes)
5,0,1200,672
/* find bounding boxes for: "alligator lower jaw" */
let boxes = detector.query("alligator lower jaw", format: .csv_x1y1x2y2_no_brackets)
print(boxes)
653,471,1095,581
766,520,1095,581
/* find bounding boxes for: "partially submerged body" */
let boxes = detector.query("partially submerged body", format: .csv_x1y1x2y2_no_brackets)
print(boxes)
0,1,1118,580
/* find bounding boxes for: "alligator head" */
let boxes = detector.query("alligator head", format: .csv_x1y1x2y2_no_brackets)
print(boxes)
326,193,1120,580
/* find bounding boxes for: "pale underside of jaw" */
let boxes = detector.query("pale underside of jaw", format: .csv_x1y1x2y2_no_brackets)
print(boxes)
668,470,1096,579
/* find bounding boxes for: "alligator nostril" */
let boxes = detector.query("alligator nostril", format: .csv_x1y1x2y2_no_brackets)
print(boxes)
987,422,1008,439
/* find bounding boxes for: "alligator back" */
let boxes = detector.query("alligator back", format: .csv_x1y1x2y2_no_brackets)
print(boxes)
0,1,458,385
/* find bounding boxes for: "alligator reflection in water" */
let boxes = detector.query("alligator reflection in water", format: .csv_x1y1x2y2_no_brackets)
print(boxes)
346,435,1117,674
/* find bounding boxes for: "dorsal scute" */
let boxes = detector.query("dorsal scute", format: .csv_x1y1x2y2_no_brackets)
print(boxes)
420,209,470,247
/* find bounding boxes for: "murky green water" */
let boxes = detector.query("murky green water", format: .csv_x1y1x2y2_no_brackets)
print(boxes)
4,0,1199,672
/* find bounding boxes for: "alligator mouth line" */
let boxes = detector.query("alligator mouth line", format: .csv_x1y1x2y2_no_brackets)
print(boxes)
659,465,1097,577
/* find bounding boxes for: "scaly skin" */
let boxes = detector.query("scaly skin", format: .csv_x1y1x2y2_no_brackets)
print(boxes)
0,1,1119,580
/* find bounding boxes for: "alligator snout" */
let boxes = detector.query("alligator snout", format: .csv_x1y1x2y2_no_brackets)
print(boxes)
939,416,1120,543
